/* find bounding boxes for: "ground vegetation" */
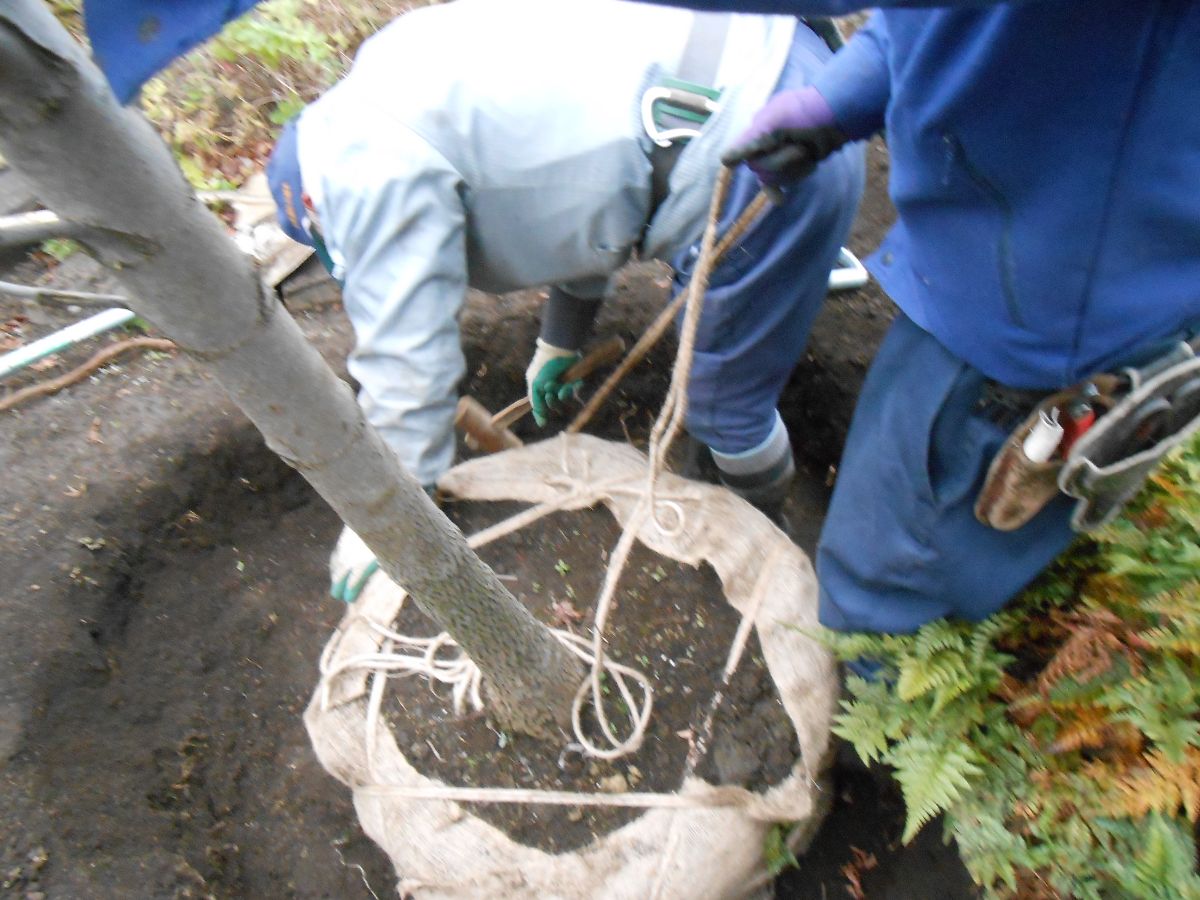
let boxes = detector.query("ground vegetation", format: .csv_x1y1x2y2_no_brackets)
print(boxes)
827,441,1200,898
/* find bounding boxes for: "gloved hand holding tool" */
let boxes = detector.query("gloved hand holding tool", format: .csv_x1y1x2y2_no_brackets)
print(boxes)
721,85,848,186
525,338,584,427
525,283,609,426
459,336,626,452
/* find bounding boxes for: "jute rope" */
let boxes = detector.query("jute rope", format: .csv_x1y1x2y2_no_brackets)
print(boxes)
316,174,784,812
579,167,736,759
567,187,769,435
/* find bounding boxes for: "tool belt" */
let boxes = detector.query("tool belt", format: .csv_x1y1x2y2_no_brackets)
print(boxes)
976,338,1200,533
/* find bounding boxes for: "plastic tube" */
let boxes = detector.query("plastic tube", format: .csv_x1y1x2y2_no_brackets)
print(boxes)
0,306,135,380
828,246,869,293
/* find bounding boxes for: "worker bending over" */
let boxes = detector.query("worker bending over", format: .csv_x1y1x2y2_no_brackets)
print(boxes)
266,0,864,529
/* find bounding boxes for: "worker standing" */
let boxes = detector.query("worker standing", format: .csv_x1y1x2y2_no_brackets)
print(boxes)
631,0,1200,633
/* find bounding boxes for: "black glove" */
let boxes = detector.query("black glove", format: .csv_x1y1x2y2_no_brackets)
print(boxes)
721,125,849,186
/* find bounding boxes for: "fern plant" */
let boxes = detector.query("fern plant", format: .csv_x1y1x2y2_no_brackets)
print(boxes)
822,439,1200,899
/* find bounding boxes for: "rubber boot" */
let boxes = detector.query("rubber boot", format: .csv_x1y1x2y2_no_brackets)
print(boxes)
679,433,796,534
714,451,795,529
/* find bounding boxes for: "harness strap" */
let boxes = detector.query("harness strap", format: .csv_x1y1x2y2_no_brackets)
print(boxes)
677,12,730,91
648,13,730,209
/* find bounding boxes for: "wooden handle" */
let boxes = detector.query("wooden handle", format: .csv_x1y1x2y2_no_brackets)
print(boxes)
456,395,524,453
491,336,626,431
561,335,626,383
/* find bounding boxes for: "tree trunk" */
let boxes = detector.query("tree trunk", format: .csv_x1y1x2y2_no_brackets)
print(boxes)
0,0,580,739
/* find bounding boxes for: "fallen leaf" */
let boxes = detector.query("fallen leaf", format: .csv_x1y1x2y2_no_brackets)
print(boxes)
840,846,878,900
550,598,583,627
87,417,104,445
599,773,628,793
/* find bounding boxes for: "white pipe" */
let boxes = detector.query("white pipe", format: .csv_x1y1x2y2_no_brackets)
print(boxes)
0,208,84,250
828,246,870,293
0,306,135,379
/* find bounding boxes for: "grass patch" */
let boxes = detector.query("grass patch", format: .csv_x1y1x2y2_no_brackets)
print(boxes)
55,0,429,189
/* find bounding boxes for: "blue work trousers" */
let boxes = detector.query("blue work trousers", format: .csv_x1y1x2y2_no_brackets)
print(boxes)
673,23,865,455
817,314,1078,633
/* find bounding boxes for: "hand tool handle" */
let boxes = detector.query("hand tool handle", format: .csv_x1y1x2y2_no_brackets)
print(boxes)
491,336,626,431
456,395,525,453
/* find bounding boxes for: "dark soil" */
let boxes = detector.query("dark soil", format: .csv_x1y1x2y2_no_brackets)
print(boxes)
389,500,796,854
0,135,978,900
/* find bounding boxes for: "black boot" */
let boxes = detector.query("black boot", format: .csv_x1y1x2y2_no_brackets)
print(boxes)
679,433,721,484
679,434,795,534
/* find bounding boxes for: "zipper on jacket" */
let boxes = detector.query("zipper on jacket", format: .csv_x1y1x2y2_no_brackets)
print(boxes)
942,131,1025,329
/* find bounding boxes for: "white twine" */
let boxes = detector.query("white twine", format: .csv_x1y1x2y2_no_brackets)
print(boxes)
317,466,694,767
315,172,778,801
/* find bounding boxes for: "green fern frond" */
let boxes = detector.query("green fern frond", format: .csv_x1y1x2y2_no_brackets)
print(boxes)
833,675,908,764
832,704,894,765
947,806,1025,892
808,627,911,663
1110,814,1200,899
913,620,966,657
968,612,1019,669
896,650,971,703
888,736,985,843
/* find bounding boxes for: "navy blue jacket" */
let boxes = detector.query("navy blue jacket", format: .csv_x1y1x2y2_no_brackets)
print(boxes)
646,0,1200,388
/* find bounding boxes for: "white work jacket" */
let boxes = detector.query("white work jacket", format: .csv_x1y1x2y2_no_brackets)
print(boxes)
296,0,795,484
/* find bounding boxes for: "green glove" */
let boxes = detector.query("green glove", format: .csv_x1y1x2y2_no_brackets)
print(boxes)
525,339,583,427
329,526,380,604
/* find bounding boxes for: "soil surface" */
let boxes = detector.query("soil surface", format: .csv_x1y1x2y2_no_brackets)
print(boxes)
0,137,978,899
390,500,795,854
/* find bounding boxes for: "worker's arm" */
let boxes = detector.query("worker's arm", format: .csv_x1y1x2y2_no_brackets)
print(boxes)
526,277,609,427
809,14,891,140
724,14,890,183
318,129,468,489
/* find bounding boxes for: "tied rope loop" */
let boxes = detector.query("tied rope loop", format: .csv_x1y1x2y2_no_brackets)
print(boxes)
581,166,736,756
317,175,768,765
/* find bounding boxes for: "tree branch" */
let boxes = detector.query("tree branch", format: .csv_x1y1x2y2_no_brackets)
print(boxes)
0,279,128,307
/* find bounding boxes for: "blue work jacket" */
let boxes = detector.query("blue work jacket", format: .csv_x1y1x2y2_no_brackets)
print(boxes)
646,0,1200,389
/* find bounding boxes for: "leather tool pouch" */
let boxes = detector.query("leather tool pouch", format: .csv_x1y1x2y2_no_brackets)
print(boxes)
975,388,1078,532
1061,356,1200,531
976,340,1200,534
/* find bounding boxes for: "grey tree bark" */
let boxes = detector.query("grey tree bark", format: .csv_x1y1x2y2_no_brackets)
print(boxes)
0,0,581,738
